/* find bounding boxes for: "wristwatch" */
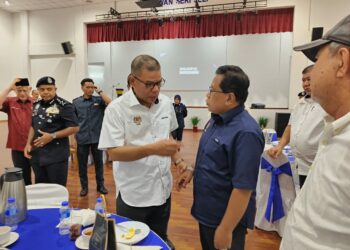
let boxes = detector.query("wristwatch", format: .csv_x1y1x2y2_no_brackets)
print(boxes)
186,165,194,172
51,133,57,140
174,158,184,166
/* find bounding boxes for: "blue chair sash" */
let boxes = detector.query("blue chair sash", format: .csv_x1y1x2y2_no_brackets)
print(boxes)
261,157,293,222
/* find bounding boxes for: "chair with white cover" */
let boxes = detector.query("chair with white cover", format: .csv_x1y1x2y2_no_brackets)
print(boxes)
255,151,296,237
26,184,69,209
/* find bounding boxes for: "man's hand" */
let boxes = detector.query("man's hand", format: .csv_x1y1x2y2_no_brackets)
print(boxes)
150,139,178,156
175,169,193,191
214,224,232,250
176,160,188,175
24,144,32,159
94,86,102,94
267,146,283,159
33,130,54,147
10,78,20,91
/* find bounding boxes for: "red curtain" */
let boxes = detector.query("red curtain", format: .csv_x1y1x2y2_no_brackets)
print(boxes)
87,8,293,43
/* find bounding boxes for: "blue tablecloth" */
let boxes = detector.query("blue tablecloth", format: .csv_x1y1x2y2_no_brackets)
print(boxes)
9,208,170,249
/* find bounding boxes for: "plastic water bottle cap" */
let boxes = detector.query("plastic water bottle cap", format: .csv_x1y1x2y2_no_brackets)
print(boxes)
8,197,15,203
97,198,102,203
61,201,69,206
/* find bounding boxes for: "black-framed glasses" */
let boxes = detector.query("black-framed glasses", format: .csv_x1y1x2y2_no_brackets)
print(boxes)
208,86,227,94
132,75,166,89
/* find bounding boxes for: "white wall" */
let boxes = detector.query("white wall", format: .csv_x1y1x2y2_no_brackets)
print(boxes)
1,0,350,127
0,9,15,120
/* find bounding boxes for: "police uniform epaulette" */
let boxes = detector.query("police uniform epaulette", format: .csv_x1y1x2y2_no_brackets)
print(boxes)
55,96,69,106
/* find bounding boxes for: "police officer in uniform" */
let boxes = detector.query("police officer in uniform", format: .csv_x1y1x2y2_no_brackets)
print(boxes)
24,76,79,186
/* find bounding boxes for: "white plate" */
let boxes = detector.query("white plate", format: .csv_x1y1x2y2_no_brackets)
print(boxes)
0,232,19,247
115,221,150,245
75,236,89,250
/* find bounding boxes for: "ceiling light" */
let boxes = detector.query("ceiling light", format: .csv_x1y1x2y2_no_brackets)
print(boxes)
195,0,200,11
110,7,121,17
5,0,10,6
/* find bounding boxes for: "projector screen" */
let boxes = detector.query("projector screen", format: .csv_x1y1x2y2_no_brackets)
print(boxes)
88,32,292,108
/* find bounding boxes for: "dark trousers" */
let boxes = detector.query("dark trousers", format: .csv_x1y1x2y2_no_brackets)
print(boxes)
77,143,104,189
199,223,247,250
116,194,171,241
299,175,307,188
32,160,68,186
171,127,184,141
11,150,32,185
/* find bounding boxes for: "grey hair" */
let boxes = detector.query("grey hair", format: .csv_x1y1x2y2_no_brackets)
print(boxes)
328,42,350,55
131,55,161,76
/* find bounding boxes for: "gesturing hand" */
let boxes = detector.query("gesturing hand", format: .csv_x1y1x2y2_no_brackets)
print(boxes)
152,139,178,156
33,130,54,147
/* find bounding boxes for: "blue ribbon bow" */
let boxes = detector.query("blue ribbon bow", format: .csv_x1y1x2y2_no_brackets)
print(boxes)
261,157,292,222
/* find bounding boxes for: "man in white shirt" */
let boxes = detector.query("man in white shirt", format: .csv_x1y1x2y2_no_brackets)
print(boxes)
281,14,350,250
99,55,189,249
268,65,326,188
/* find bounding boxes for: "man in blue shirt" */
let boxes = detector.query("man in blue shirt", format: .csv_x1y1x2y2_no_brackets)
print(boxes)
73,78,111,196
177,65,264,250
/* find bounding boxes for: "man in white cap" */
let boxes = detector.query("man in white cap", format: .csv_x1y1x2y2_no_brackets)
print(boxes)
281,15,350,250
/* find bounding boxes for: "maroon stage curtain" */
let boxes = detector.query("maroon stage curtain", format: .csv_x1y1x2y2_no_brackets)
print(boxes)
87,8,293,43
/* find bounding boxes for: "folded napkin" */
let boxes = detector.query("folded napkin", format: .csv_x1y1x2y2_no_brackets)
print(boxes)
56,209,96,228
116,244,161,250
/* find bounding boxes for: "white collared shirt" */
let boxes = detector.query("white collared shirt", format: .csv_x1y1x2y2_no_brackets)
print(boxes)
289,97,326,175
281,112,350,250
98,90,178,207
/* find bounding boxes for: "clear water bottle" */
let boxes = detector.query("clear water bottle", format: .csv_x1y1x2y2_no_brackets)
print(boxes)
5,197,18,231
95,197,105,214
59,201,70,235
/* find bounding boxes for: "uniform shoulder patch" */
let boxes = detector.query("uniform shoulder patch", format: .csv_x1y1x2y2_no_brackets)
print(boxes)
55,96,68,106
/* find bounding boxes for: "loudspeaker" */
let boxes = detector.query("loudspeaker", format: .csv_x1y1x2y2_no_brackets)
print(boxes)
275,112,291,138
135,0,162,8
311,27,323,41
61,41,73,54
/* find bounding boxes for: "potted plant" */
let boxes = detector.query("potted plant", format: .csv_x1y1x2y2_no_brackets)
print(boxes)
258,116,269,129
191,116,201,132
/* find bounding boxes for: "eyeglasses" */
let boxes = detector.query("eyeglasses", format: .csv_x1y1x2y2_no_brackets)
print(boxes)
208,86,227,94
132,75,166,89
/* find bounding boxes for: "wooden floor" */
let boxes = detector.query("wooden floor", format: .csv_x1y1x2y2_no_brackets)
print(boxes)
66,130,281,250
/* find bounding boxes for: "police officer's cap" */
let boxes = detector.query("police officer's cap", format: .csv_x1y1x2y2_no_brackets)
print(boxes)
36,76,56,87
